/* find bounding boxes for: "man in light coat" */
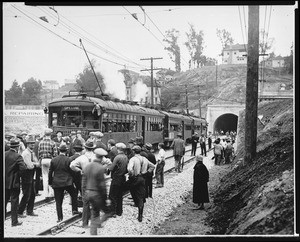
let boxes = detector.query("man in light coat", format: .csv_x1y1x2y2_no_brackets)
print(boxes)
170,133,185,173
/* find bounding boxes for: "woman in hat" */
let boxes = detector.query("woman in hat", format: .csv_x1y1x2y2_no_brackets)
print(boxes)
192,155,209,210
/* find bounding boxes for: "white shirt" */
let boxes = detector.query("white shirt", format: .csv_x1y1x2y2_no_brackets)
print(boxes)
157,148,166,164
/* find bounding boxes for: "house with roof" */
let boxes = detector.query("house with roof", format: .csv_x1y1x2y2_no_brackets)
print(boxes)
222,44,247,65
261,55,285,68
42,80,59,90
118,69,161,106
155,68,176,84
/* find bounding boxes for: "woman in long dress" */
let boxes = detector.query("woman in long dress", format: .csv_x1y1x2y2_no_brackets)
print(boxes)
192,155,209,210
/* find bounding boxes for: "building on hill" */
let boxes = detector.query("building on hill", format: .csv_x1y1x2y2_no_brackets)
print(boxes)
155,68,176,85
118,69,161,106
261,55,285,68
222,44,247,65
64,79,76,85
43,80,59,90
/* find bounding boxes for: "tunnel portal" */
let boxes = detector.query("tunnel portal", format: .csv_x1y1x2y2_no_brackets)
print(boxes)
213,113,238,134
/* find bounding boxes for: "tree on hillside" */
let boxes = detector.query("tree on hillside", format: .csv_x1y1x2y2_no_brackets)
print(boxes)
160,85,181,110
185,24,205,68
163,28,181,72
75,60,104,92
5,80,23,104
259,29,274,54
21,77,43,105
284,43,293,74
216,28,234,52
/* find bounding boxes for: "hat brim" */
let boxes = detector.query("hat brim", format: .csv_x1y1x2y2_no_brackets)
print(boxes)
84,144,96,149
10,144,20,147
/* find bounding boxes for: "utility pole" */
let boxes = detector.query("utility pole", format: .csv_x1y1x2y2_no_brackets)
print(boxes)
198,85,201,118
185,84,189,115
244,5,259,164
141,57,163,106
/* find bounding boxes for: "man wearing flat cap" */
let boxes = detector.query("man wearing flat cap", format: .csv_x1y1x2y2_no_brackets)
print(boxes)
94,131,107,151
170,133,186,173
5,139,27,226
192,155,209,210
83,148,111,235
70,141,96,228
107,143,129,217
49,144,79,222
125,138,136,160
38,128,57,198
107,139,118,163
126,145,155,222
18,136,40,217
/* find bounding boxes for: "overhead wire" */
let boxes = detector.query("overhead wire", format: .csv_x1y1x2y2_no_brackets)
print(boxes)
10,4,145,73
39,6,149,70
242,6,248,45
238,6,247,53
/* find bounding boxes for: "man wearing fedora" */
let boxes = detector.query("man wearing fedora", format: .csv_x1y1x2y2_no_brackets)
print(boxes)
38,128,58,199
68,130,77,157
70,141,96,228
49,143,79,223
170,133,186,173
18,135,40,217
5,138,27,226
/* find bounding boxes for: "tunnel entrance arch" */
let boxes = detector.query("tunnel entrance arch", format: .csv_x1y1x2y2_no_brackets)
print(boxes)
213,113,238,134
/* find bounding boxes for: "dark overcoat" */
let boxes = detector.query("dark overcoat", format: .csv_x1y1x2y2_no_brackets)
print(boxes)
193,161,209,203
48,154,73,188
5,149,27,189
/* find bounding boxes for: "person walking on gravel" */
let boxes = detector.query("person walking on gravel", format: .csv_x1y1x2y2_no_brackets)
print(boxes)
18,136,40,217
84,148,111,235
192,155,209,210
49,144,79,223
38,128,57,199
191,132,199,156
5,139,27,227
170,133,185,172
155,143,166,188
107,143,129,217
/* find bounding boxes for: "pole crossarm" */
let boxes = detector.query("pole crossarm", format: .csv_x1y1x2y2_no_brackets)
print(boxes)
140,57,163,106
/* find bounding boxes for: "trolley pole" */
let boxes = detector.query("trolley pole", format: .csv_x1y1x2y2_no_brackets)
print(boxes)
198,85,201,118
244,5,259,164
141,57,163,106
185,84,189,115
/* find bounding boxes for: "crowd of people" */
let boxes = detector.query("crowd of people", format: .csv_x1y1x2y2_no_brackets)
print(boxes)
4,129,166,235
5,128,235,234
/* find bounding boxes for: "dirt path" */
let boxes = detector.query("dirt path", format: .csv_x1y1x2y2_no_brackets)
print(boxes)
152,156,232,235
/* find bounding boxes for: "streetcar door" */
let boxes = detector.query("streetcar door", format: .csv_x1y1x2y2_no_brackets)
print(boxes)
142,116,146,143
181,120,185,138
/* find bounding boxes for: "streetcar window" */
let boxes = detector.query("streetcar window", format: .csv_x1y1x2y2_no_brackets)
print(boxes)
185,125,192,130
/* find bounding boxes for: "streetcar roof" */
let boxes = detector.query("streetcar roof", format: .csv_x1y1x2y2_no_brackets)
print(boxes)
48,95,164,117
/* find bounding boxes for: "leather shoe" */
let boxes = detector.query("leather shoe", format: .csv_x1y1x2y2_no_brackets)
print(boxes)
12,222,22,227
18,213,26,218
72,211,81,215
27,212,38,216
57,219,62,223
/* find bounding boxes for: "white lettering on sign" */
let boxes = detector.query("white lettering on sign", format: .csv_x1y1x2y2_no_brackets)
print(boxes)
4,110,45,116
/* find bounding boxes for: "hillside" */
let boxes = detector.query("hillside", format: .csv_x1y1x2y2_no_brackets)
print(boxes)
152,99,295,235
165,64,293,116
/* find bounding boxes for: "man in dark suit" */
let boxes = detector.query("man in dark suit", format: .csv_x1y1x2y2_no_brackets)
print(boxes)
5,139,27,226
49,144,79,223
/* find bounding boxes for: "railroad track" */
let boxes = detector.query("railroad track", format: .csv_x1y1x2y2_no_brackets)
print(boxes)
5,144,211,237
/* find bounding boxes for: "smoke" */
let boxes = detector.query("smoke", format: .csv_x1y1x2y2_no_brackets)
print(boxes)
98,64,126,100
132,79,148,104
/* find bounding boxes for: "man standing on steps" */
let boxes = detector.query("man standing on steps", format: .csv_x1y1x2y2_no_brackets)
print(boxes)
170,133,185,173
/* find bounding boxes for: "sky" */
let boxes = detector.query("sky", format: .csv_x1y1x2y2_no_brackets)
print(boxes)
3,2,297,96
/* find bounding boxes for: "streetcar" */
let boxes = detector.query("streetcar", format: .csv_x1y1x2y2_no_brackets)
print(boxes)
46,90,207,148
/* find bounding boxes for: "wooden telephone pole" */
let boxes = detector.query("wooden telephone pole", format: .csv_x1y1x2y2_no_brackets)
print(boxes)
198,85,201,118
141,57,163,106
244,6,259,164
185,84,189,115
